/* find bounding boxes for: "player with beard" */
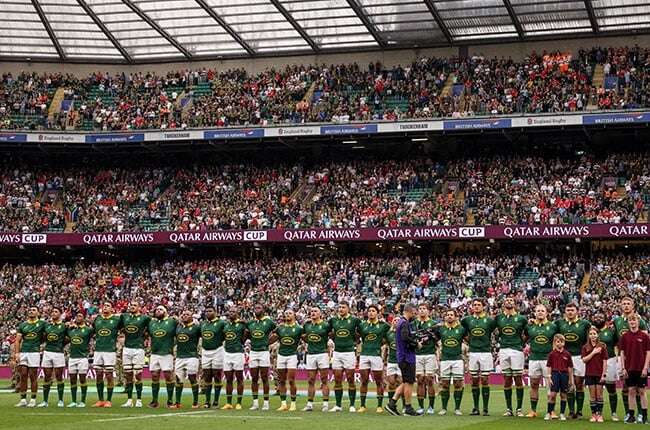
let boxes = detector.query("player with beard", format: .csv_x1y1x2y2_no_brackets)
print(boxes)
303,306,331,412
147,305,177,408
120,302,150,408
66,312,93,408
592,312,619,420
38,307,67,407
247,303,276,411
555,303,590,419
496,297,528,417
525,304,557,418
438,309,466,416
462,299,496,416
274,309,303,412
14,306,45,408
200,306,225,408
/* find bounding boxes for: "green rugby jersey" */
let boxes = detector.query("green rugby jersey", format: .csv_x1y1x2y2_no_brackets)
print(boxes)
223,320,246,353
555,318,590,356
495,312,527,351
439,323,466,361
121,313,150,349
67,325,93,359
176,322,201,359
148,317,177,355
329,316,359,353
277,323,303,357
359,320,389,356
386,330,398,364
93,314,122,353
200,318,225,351
613,315,648,338
598,326,617,358
303,320,330,354
247,317,277,352
44,321,67,353
303,320,331,355
526,320,557,360
17,319,45,353
414,318,437,355
461,314,496,353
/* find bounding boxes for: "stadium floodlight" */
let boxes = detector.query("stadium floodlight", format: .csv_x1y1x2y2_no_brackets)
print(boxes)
411,137,428,142
342,140,357,144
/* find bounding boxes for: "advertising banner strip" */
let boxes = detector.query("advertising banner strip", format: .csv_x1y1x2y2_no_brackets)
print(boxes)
0,224,647,247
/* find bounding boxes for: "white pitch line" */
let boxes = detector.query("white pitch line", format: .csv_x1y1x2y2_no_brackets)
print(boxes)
92,411,303,423
23,412,122,416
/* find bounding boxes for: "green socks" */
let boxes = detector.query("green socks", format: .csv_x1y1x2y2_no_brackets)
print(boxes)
516,387,524,410
97,382,104,401
481,386,490,411
81,384,87,403
335,389,343,407
441,388,450,409
192,383,199,405
107,386,113,402
214,383,222,405
135,382,143,400
166,383,174,404
152,382,160,403
567,391,575,413
71,384,78,403
348,389,356,407
531,398,538,412
361,394,367,408
504,387,513,410
454,389,464,410
126,382,133,399
175,383,183,404
43,383,51,403
205,383,212,405
472,387,480,410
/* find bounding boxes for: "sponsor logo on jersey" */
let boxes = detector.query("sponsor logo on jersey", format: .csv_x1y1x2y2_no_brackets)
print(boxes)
251,330,265,339
365,333,378,341
444,338,459,347
125,325,139,334
47,333,59,341
225,331,237,341
202,331,214,339
336,329,350,338
564,333,578,342
98,328,112,337
177,333,189,342
501,326,516,335
471,327,486,337
71,337,83,345
390,342,396,350
24,332,38,340
281,337,295,346
153,330,167,338
534,335,549,344
307,333,322,343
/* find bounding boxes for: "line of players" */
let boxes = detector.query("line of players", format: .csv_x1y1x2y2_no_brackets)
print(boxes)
12,295,646,420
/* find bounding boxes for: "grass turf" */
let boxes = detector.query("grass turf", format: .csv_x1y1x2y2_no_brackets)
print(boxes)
0,382,633,430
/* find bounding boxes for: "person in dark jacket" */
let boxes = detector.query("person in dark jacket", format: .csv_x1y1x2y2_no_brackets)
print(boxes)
384,304,422,416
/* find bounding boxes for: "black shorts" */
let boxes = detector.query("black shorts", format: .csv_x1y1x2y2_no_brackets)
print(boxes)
626,371,648,388
584,375,604,386
399,362,416,384
550,371,569,393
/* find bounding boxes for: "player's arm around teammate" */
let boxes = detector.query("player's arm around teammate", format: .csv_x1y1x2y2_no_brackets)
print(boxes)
328,302,359,412
221,306,247,410
247,303,276,411
496,297,528,417
92,302,123,408
525,304,557,418
199,306,225,408
39,306,67,408
171,310,201,409
14,306,45,408
120,302,150,408
414,303,437,415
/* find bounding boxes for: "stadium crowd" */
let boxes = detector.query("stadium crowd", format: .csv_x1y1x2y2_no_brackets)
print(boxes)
0,151,648,233
3,46,650,131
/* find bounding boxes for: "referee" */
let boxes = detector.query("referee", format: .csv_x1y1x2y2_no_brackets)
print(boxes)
384,304,422,416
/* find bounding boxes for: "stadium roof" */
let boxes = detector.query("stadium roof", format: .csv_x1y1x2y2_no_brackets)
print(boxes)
1,0,650,64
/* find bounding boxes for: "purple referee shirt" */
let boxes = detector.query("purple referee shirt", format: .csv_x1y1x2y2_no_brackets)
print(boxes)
396,316,416,364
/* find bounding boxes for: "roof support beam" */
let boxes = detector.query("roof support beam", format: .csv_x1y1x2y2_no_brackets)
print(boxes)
345,0,385,47
269,0,319,52
30,0,65,60
193,0,256,56
121,0,192,59
422,0,453,44
502,0,524,39
584,0,600,34
76,0,133,63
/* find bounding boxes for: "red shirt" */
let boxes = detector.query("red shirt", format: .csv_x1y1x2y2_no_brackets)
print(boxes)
618,330,650,372
581,343,609,377
547,349,573,373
